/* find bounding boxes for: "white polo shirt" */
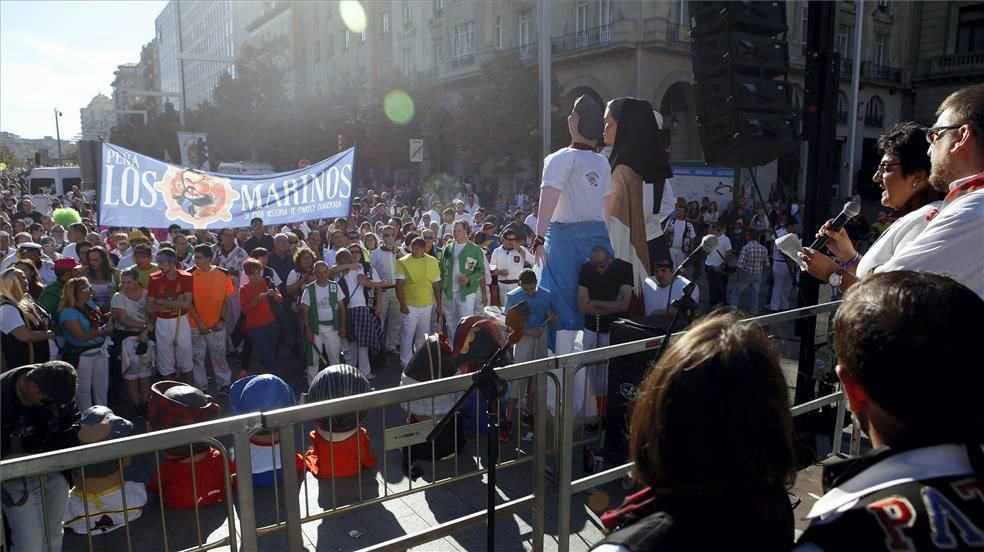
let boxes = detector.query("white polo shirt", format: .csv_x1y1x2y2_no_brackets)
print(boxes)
876,174,984,298
489,245,532,282
541,147,612,223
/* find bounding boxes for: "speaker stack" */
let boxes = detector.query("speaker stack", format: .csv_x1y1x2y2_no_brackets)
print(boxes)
689,1,799,168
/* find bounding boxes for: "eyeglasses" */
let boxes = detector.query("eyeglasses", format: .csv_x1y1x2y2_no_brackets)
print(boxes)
925,124,962,144
78,285,92,292
876,162,901,175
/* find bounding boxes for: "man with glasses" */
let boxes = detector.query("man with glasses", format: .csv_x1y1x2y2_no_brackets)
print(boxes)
804,85,984,298
1,361,80,552
578,246,633,417
148,249,194,383
490,229,532,301
370,225,402,354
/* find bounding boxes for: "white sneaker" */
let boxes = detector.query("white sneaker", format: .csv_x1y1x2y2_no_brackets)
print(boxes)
366,372,377,380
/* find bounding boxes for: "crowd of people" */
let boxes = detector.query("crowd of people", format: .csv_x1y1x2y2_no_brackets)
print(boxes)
0,83,981,551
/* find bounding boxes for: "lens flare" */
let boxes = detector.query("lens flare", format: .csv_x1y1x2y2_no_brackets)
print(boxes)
339,1,367,33
384,90,415,125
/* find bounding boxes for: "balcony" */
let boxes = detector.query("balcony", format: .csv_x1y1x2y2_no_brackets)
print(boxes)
451,53,475,68
839,57,854,77
552,24,619,55
924,52,984,79
665,21,691,44
862,62,903,85
519,42,537,62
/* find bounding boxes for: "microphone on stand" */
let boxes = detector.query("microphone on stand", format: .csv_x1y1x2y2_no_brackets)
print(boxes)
809,201,861,251
672,234,720,279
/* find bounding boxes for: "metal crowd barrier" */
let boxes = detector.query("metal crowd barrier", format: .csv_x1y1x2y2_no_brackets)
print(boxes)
0,301,842,552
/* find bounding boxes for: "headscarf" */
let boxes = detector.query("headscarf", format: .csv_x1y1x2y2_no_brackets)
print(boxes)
607,97,673,213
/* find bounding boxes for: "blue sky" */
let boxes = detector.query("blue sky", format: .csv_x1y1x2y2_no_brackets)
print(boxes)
1,1,167,140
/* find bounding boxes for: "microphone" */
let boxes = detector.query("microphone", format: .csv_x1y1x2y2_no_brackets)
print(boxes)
810,201,861,251
672,234,719,278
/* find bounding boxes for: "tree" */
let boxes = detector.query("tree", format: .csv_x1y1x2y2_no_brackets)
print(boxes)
447,52,567,173
0,145,20,169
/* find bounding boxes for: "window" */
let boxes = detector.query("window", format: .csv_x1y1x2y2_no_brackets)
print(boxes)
800,5,809,46
401,48,415,75
599,0,612,44
434,0,444,16
361,28,367,42
434,37,444,63
865,95,884,127
957,4,984,53
452,19,476,61
381,10,390,34
495,16,503,49
404,1,412,25
877,0,889,9
344,29,350,49
837,24,850,54
837,90,849,123
314,40,321,62
874,33,887,66
576,2,588,47
519,10,534,60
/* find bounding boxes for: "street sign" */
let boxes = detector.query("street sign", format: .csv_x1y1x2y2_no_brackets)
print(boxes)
409,138,424,163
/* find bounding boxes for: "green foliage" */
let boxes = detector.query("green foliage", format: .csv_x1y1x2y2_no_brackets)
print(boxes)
0,145,19,169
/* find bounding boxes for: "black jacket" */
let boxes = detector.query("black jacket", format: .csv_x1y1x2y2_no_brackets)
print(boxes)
0,366,80,459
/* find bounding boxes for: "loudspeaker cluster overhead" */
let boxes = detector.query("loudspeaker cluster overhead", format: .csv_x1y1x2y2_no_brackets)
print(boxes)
689,1,799,168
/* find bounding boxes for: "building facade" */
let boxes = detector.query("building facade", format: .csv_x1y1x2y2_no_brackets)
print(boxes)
79,94,115,141
111,63,146,125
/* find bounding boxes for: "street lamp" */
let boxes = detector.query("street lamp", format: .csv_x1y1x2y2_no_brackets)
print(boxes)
53,108,63,163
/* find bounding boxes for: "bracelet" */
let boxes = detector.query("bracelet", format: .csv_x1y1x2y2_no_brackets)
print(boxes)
844,253,860,268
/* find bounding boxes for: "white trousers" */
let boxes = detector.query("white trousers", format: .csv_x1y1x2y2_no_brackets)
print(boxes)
155,315,193,377
581,330,610,397
307,324,342,386
399,305,432,368
769,262,794,311
77,352,109,411
497,282,519,305
192,327,231,390
446,293,477,343
379,289,402,352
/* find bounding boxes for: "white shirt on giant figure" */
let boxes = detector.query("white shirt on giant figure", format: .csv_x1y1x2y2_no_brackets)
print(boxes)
540,147,612,223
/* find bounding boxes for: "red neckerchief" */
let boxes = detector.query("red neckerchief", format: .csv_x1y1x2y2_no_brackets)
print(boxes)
927,173,984,221
600,486,664,531
569,142,595,151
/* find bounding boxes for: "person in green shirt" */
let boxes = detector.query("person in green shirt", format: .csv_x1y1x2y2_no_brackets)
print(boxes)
38,258,82,336
439,221,485,342
395,237,443,368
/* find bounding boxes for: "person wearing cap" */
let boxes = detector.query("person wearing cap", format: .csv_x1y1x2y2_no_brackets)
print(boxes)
117,229,157,270
0,361,80,552
228,375,304,487
148,248,194,384
146,381,233,509
535,95,614,356
0,232,32,271
63,406,147,535
38,257,81,336
8,241,56,285
643,258,699,321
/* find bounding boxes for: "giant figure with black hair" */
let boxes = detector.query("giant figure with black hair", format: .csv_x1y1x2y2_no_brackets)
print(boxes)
533,95,613,354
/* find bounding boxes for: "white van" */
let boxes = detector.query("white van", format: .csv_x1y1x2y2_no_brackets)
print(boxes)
27,166,83,197
216,161,275,175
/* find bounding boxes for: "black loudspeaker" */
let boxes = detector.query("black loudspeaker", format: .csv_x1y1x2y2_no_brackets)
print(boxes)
602,318,663,464
689,0,798,168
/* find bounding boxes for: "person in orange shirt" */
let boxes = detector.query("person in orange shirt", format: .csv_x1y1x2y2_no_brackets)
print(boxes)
188,244,234,394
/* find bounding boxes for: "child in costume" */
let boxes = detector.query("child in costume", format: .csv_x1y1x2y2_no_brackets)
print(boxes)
64,406,147,535
303,364,376,479
228,374,304,487
146,381,235,509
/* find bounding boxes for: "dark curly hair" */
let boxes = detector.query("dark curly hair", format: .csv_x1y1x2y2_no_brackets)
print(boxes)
876,121,931,177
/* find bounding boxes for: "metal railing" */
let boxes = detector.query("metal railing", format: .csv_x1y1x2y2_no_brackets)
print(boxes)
0,302,844,552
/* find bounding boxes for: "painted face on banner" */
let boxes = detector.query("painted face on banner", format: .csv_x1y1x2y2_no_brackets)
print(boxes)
156,168,240,229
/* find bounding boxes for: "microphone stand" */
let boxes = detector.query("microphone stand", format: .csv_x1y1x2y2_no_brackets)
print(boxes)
427,340,511,552
651,280,698,366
